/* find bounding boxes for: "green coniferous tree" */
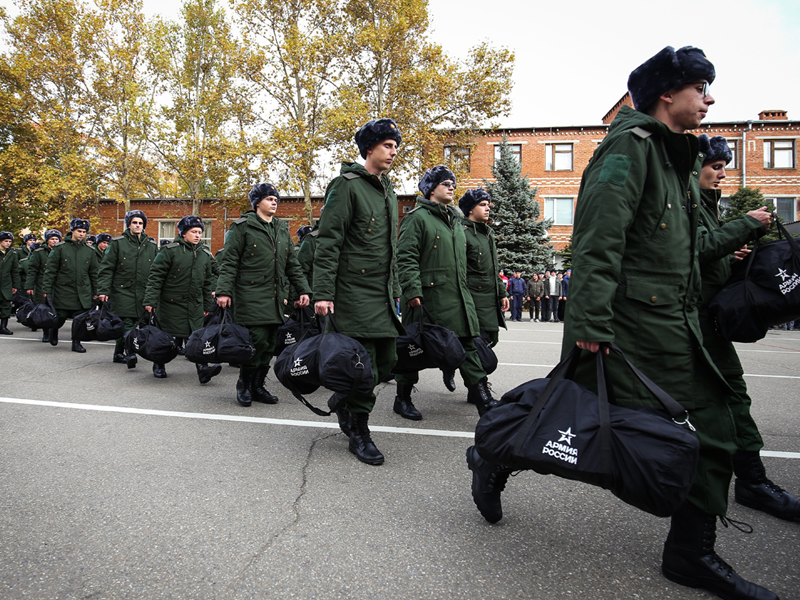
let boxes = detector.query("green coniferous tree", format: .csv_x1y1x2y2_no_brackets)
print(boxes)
484,137,553,275
722,187,784,244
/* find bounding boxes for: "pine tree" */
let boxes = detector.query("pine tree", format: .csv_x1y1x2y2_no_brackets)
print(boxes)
484,137,553,275
722,187,783,244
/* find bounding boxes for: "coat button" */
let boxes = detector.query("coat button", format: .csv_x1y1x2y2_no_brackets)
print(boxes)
692,171,698,176
433,245,437,248
667,204,672,209
692,204,698,209
660,223,666,229
361,269,365,273
651,296,657,303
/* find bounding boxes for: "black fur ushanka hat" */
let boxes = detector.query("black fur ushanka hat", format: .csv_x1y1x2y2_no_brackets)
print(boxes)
627,46,715,112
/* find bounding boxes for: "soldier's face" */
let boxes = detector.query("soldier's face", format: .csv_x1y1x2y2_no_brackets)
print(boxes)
0,239,10,250
26,238,36,248
666,81,714,131
183,227,203,245
98,241,109,252
72,228,87,242
47,237,59,248
700,160,727,189
366,140,398,172
430,180,455,204
129,218,144,235
469,200,490,223
257,196,278,219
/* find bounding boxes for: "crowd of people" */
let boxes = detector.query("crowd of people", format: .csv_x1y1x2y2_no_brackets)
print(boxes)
1,44,798,600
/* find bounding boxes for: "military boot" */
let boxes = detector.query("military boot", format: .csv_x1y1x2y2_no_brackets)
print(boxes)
41,328,50,343
442,368,456,392
236,369,254,407
466,445,512,524
196,362,222,384
328,393,351,437
467,377,498,417
175,336,186,356
113,341,126,363
251,367,279,404
348,412,384,465
393,383,421,420
71,339,86,353
734,450,800,521
661,504,779,600
49,327,59,346
0,318,12,335
152,362,167,378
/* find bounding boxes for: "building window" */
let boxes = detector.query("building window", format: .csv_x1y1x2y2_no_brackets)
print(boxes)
726,141,738,170
767,197,797,223
494,143,521,164
158,220,212,247
544,197,574,225
764,140,795,169
545,143,573,171
444,146,471,172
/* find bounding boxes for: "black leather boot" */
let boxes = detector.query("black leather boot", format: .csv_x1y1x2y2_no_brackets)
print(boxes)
49,327,59,346
175,336,185,356
126,352,138,369
393,383,421,420
466,445,511,524
442,368,456,392
348,412,384,465
71,339,86,353
41,328,50,343
734,450,800,521
113,341,126,363
152,362,167,378
196,362,222,385
662,504,779,600
328,393,351,437
467,377,498,417
0,318,12,335
251,367,279,404
236,369,254,406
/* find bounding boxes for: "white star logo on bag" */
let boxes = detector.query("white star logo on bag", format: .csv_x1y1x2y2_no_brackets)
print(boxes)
558,427,576,445
293,358,303,368
776,268,790,281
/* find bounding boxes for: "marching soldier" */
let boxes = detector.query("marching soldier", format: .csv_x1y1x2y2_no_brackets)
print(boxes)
0,232,21,335
25,229,61,342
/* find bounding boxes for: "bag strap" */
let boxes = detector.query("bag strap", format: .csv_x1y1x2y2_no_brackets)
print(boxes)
595,350,616,488
774,216,800,254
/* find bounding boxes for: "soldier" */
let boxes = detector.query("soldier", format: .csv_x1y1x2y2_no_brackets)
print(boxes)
695,134,798,521
467,46,780,600
216,183,310,407
395,166,497,420
41,218,98,352
95,233,112,256
17,233,37,261
25,229,61,342
0,232,21,335
143,216,221,382
313,118,404,465
97,210,158,366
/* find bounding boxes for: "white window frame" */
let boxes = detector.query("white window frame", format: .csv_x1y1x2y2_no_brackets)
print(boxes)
726,140,738,170
494,143,522,164
544,197,574,225
443,146,471,172
764,140,795,169
766,197,797,223
545,143,574,171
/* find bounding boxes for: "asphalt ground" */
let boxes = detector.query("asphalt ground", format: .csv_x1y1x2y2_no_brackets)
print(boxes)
1,316,798,600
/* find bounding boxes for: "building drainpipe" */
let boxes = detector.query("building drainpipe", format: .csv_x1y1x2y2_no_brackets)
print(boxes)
742,120,753,187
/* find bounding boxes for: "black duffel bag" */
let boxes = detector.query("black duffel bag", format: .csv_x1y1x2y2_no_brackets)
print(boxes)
474,331,498,375
185,305,255,364
15,295,36,327
72,301,125,342
12,290,30,312
394,303,466,374
475,343,700,518
274,309,321,358
710,219,800,342
26,296,59,330
125,312,178,364
274,312,374,416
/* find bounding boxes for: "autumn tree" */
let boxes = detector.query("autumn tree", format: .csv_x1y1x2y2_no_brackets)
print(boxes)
485,138,553,273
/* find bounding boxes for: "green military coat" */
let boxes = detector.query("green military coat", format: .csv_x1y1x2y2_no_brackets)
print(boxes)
96,230,158,319
461,216,507,334
17,245,30,262
216,211,310,327
297,227,318,295
1,247,21,318
24,246,51,302
396,199,478,338
143,237,215,337
313,162,403,338
42,233,98,311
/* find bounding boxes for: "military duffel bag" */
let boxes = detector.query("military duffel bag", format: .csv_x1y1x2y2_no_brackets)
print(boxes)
394,303,466,374
185,305,255,365
72,301,124,342
274,309,321,358
125,312,178,364
15,295,36,327
26,296,59,330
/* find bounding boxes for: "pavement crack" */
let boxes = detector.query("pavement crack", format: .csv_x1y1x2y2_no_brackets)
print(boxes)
222,431,340,598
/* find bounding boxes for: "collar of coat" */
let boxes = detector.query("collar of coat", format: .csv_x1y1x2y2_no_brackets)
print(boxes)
460,215,491,235
700,187,722,219
416,197,459,225
340,161,391,193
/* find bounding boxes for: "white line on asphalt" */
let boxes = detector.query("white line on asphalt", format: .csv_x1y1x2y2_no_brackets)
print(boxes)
3,397,799,458
498,363,800,379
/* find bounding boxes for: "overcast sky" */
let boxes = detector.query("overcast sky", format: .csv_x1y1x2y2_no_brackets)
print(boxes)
134,0,800,128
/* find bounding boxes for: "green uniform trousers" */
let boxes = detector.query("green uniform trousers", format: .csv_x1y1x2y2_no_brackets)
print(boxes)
395,336,486,389
345,337,397,415
246,324,279,370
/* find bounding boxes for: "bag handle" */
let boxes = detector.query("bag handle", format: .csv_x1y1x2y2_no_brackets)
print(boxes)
773,216,800,254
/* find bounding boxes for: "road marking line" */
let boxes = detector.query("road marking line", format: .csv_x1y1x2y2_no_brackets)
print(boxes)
2,397,798,458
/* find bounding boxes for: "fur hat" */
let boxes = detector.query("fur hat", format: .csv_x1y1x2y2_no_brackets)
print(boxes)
0,231,13,242
86,235,97,244
28,242,41,252
69,218,90,232
124,210,147,229
459,187,491,215
23,233,37,243
248,183,280,208
177,215,204,236
96,233,112,244
627,46,715,112
418,165,456,198
355,118,402,159
44,229,62,242
697,134,732,165
160,239,170,247
297,224,313,241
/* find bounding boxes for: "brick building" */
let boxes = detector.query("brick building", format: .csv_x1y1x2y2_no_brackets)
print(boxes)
444,94,800,263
